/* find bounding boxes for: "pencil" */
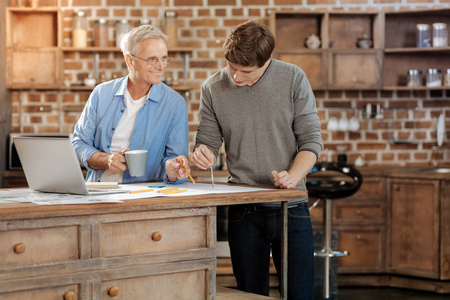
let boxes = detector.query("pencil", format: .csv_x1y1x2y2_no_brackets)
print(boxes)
162,189,187,195
129,189,154,194
157,188,179,193
177,157,196,184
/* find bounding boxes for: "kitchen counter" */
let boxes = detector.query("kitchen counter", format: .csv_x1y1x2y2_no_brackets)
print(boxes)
0,183,306,299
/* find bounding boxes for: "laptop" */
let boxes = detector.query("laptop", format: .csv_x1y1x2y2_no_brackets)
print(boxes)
14,136,125,195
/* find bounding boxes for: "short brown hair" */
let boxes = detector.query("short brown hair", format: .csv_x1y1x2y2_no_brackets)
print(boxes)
223,20,275,68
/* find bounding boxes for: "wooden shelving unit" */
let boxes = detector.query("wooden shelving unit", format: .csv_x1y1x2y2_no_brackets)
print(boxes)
270,8,450,91
6,7,62,89
6,7,194,98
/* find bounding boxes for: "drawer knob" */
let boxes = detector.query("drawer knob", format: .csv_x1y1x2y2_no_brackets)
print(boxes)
152,231,162,241
14,243,26,254
64,291,76,300
108,286,119,297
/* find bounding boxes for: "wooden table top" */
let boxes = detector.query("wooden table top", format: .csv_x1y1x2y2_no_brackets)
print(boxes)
0,182,308,220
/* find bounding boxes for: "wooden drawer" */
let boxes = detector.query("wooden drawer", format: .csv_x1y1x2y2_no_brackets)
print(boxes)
338,229,384,272
100,216,207,257
335,203,383,223
101,270,206,300
0,284,79,300
0,226,79,266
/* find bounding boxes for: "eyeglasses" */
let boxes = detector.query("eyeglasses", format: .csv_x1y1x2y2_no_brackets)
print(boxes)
130,54,172,65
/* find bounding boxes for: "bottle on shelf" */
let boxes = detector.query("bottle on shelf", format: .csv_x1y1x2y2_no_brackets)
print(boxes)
432,23,448,48
116,19,130,48
416,24,431,48
94,18,109,47
164,11,178,48
426,69,442,87
73,11,87,48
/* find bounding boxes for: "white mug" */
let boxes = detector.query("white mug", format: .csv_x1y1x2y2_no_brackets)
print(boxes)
125,150,148,177
338,117,349,131
327,117,338,131
349,116,360,131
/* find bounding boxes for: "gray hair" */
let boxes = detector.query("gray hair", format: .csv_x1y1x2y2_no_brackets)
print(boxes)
121,25,168,56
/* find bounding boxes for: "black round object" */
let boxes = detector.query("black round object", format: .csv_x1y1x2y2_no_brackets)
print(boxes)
337,154,347,163
307,162,363,199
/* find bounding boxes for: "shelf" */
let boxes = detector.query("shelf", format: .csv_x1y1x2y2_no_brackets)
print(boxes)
62,47,194,53
383,86,450,91
61,83,194,92
385,47,450,53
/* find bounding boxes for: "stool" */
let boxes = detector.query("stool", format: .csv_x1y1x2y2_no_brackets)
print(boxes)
307,162,362,300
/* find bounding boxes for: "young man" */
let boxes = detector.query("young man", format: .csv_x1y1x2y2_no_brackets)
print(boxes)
72,25,190,183
191,20,322,299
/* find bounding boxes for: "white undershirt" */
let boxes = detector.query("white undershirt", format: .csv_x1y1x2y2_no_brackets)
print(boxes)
101,87,150,182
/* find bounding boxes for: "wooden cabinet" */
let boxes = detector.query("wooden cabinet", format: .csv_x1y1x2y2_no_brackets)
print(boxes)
382,9,450,90
309,175,386,274
6,7,62,89
0,208,216,299
270,8,450,91
270,11,382,90
388,178,441,279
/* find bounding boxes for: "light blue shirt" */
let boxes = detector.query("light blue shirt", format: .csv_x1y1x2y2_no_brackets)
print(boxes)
72,76,189,184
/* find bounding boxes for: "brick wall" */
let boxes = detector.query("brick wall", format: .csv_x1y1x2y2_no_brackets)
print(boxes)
9,0,450,167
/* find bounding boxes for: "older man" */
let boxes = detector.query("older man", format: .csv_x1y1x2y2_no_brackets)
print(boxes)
72,25,189,183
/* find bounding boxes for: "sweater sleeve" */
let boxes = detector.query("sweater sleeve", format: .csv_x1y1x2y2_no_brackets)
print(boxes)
194,82,224,157
293,69,323,160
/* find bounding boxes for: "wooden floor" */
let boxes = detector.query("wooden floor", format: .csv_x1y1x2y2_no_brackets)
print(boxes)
269,287,450,299
217,286,277,299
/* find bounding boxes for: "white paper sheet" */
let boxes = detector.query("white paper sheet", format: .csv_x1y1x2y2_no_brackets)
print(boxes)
0,182,273,205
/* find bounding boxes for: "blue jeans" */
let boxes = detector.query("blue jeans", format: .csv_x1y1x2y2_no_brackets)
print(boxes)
228,203,314,300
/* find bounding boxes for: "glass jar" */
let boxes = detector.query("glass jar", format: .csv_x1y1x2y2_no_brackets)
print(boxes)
426,69,442,87
416,24,431,48
72,11,87,48
407,69,422,87
164,11,178,48
432,23,448,47
115,19,130,48
445,69,450,87
94,18,108,47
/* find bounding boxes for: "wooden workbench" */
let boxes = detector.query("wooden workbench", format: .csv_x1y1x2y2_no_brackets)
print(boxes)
0,184,307,300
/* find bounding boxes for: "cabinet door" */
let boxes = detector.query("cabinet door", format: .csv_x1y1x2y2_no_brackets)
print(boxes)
441,180,450,280
0,284,79,300
277,52,327,89
338,228,385,273
389,179,440,278
329,50,382,89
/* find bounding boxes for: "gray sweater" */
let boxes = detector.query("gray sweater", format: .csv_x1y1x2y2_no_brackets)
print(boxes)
195,59,323,194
